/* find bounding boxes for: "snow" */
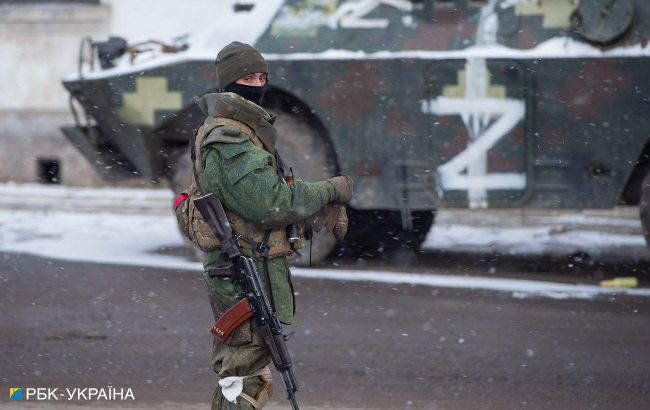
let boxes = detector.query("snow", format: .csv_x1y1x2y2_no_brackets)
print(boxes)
67,0,650,82
292,268,650,300
71,36,650,81
539,214,641,228
0,183,647,301
263,38,650,60
0,182,173,213
0,209,187,271
67,0,284,81
103,0,232,44
189,0,285,57
423,223,645,255
500,0,529,8
0,182,173,202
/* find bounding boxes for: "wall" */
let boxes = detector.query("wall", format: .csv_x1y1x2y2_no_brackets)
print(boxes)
0,3,110,185
0,0,227,186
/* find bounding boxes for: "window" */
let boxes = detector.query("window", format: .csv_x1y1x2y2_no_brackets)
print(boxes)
37,158,60,184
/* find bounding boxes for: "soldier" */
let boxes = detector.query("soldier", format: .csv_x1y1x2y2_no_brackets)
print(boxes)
191,41,353,409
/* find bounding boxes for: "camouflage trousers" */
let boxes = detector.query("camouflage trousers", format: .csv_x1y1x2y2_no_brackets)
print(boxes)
207,294,273,409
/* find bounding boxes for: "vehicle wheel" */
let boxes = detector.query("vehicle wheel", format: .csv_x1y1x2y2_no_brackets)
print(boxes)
640,171,650,248
344,210,436,259
273,110,339,266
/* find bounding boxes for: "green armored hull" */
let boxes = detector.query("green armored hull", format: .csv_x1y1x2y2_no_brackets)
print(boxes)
62,0,650,257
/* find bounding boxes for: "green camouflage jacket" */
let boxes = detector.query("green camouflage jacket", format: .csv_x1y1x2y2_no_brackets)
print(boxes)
199,93,335,324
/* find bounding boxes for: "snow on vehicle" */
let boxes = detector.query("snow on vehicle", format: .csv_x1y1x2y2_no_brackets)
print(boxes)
62,0,650,261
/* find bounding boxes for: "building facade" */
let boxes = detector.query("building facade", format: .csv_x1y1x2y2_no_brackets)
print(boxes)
0,0,221,186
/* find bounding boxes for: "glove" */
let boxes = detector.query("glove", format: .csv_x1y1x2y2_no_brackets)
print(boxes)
313,205,348,240
327,175,353,204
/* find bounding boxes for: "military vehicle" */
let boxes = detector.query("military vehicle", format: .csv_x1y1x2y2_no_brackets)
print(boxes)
62,0,650,262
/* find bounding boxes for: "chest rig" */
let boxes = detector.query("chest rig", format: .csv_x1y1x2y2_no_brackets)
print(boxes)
187,93,293,258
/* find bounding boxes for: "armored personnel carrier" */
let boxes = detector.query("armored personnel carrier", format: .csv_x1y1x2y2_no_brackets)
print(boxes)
62,0,650,261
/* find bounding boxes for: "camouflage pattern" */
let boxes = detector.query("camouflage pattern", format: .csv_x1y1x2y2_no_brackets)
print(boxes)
199,92,334,322
61,0,650,215
261,0,642,52
206,301,271,410
201,122,334,231
198,93,335,408
202,137,334,231
188,97,302,257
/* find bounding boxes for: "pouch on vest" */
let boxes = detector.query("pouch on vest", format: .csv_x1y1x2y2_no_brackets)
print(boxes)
174,191,193,243
175,188,216,250
176,117,294,257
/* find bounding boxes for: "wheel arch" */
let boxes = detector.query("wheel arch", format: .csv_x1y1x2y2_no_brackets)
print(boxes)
154,86,342,179
263,85,341,174
150,91,208,181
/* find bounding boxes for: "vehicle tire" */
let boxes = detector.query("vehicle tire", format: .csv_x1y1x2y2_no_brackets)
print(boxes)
344,209,436,259
640,171,650,248
273,110,339,266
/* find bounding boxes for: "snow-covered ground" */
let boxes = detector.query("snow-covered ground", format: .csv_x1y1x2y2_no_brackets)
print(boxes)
0,183,648,300
423,208,646,259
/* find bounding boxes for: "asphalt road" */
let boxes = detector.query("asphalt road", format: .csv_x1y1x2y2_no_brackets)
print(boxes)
1,251,649,410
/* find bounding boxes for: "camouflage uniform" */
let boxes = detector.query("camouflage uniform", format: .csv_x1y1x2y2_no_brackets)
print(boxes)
196,91,335,409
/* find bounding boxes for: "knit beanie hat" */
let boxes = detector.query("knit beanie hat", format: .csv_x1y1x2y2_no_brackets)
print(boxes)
215,42,268,91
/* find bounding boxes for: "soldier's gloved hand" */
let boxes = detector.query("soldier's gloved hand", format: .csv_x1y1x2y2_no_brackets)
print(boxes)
313,205,348,240
327,175,353,204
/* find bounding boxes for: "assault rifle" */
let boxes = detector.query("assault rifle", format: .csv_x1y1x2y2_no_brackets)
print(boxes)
193,192,300,410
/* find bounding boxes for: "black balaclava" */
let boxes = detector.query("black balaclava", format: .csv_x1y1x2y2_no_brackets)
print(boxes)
223,82,267,106
215,41,269,106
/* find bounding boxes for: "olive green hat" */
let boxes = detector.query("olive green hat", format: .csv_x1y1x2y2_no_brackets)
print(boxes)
215,41,268,91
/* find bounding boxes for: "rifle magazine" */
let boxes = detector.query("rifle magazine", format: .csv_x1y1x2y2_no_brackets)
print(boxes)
211,298,254,343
